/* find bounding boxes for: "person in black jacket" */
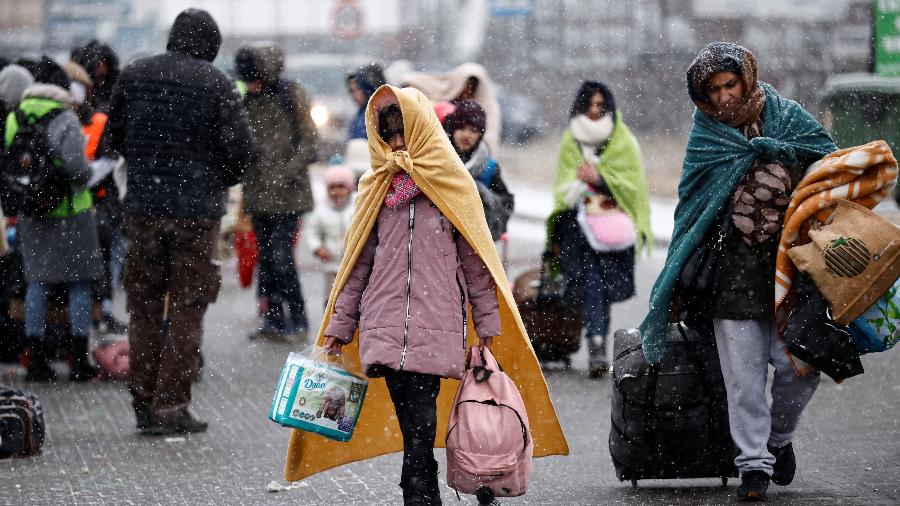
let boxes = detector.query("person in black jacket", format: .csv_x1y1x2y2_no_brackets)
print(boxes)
102,8,254,436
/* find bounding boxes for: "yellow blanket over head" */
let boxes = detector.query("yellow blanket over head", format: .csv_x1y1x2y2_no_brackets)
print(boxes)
284,85,569,481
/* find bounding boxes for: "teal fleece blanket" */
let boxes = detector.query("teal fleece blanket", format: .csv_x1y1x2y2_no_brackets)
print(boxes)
639,82,836,363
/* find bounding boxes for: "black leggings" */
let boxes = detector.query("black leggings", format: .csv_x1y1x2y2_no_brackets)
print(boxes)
384,369,441,491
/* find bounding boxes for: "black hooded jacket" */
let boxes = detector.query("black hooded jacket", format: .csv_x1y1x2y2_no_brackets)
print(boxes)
102,9,254,219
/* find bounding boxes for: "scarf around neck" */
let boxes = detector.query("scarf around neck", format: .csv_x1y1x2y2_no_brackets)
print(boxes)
570,113,614,164
384,171,421,208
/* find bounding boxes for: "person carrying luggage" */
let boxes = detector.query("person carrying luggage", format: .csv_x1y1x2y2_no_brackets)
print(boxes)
283,84,567,505
547,81,651,378
640,42,837,501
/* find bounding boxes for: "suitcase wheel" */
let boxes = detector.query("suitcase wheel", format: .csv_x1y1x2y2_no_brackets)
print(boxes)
631,478,638,489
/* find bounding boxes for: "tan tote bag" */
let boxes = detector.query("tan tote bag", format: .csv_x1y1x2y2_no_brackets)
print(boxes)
788,199,900,325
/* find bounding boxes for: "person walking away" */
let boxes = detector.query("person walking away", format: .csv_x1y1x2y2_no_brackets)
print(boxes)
548,81,651,378
304,164,355,307
234,43,318,341
443,100,513,242
640,43,836,501
64,60,127,335
6,57,102,382
346,63,385,140
103,9,254,435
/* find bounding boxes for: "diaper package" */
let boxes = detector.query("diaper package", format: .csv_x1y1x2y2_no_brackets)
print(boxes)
269,346,368,442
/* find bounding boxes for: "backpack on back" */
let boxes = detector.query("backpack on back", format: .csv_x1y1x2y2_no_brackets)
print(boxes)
0,386,45,459
1,108,69,216
446,346,533,502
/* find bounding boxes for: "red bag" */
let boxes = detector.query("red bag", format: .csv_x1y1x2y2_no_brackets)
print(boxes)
234,230,258,288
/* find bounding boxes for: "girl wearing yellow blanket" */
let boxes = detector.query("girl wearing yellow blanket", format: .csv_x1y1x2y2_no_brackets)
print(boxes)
286,85,567,504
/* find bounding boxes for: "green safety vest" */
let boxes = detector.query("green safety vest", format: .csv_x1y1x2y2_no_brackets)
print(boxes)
4,97,93,218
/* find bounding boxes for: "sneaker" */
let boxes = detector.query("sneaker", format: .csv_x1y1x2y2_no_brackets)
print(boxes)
143,409,208,436
768,443,796,486
737,470,770,502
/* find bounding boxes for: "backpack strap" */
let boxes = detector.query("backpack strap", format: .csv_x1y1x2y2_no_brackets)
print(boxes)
275,80,302,150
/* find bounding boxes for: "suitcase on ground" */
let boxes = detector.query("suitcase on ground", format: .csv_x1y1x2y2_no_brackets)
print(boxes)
0,386,45,458
513,267,581,364
609,323,737,487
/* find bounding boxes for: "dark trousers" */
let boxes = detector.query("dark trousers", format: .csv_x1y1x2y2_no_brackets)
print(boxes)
384,369,441,495
556,214,612,338
124,216,220,415
251,213,306,328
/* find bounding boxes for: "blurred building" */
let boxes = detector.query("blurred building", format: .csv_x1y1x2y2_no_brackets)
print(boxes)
477,0,874,135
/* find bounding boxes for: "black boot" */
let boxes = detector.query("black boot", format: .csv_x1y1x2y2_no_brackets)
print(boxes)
588,335,609,379
69,335,98,382
25,336,57,382
402,476,442,506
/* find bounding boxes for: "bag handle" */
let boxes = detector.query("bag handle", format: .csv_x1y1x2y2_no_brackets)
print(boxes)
466,345,503,383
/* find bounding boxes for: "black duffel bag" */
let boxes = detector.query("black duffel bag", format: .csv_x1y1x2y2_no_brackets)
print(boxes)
609,323,737,487
0,386,45,458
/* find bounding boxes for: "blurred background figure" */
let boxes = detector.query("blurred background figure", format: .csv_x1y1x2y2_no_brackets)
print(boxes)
442,99,513,242
9,57,102,382
547,81,651,379
235,42,318,342
70,40,120,113
346,63,385,140
304,164,356,307
401,62,502,152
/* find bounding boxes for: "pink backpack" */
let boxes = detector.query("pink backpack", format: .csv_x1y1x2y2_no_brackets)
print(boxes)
446,346,533,501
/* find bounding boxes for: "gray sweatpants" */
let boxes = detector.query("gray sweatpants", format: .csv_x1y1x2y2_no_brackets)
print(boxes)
713,319,821,476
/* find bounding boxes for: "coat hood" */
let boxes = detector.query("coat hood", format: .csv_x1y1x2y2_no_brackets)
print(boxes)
235,44,284,84
166,8,221,62
0,64,34,109
22,83,73,105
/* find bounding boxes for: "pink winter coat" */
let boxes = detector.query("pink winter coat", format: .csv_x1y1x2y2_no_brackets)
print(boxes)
325,195,500,380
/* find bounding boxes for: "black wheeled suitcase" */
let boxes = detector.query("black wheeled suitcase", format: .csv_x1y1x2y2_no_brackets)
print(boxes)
512,267,581,365
0,386,45,458
609,323,737,487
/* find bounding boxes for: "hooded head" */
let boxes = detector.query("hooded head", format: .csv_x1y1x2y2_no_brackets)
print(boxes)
71,40,119,103
33,56,70,91
686,42,765,127
347,63,385,108
235,44,284,86
569,81,616,120
0,64,34,111
166,9,222,62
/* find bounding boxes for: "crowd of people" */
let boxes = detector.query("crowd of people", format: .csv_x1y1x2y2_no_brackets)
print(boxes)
0,6,867,504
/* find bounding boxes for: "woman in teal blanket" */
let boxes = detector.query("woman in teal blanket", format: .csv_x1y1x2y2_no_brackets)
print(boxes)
641,43,836,501
548,81,651,378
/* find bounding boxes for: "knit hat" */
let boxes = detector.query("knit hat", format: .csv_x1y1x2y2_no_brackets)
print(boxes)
0,64,34,108
324,164,356,191
444,99,486,134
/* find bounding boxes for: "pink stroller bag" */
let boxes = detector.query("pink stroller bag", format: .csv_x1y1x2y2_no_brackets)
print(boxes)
446,346,534,501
